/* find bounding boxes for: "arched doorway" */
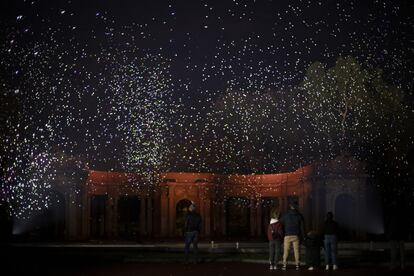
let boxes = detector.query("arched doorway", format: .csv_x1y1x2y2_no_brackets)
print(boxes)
335,194,356,240
175,199,192,236
117,196,140,240
226,197,250,239
90,195,107,239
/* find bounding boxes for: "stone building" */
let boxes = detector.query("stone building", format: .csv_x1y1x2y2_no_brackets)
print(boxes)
40,155,368,241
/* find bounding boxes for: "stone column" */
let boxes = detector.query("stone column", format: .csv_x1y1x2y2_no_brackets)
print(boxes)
221,198,227,236
198,186,205,237
81,186,90,240
146,197,153,237
303,194,312,232
140,197,146,236
201,184,212,237
212,192,220,238
283,177,288,212
103,195,110,238
106,191,114,239
113,195,119,238
299,181,305,211
160,185,169,237
168,185,175,237
250,198,256,237
280,197,286,214
62,191,69,240
75,189,83,240
256,199,262,237
152,191,161,238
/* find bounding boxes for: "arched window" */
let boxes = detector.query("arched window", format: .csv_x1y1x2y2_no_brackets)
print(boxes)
90,195,107,239
226,197,250,239
335,194,356,240
117,195,140,240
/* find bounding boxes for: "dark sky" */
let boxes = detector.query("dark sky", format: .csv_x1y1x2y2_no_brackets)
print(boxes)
2,1,412,83
1,0,413,173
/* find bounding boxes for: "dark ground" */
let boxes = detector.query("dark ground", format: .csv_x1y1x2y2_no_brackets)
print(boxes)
1,244,412,276
4,261,414,276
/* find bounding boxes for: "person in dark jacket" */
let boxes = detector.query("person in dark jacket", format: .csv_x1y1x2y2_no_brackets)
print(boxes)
323,212,339,270
184,203,202,263
304,231,323,270
281,203,305,270
267,213,284,270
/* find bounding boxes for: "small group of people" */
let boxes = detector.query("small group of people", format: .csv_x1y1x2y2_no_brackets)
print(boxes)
182,201,339,268
267,202,339,271
183,201,408,270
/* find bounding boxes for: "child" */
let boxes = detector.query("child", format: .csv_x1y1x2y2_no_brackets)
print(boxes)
267,214,284,270
304,230,323,270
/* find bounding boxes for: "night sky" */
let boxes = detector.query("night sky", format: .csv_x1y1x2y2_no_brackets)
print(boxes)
1,1,413,216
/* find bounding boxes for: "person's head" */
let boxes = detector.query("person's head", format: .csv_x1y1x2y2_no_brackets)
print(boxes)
289,202,298,210
270,208,280,219
188,204,196,212
272,212,280,220
326,211,334,221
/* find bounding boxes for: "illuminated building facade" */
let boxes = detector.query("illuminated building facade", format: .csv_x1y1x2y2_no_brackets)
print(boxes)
43,155,368,241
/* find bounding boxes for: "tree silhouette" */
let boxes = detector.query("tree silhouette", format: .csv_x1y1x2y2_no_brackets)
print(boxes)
301,55,409,157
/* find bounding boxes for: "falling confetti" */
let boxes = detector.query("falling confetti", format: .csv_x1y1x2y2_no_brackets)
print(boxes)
0,0,412,217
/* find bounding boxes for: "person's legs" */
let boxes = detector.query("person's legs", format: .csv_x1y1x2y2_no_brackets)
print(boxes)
269,241,276,266
307,249,317,270
192,231,199,262
292,235,300,266
313,248,321,267
331,235,338,266
314,246,321,267
275,239,281,267
283,236,292,267
324,236,331,266
184,232,193,261
390,240,398,269
399,241,405,269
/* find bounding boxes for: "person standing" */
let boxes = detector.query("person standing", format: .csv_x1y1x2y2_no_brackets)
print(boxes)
267,213,284,270
184,203,202,264
304,230,323,270
323,212,339,270
281,202,305,270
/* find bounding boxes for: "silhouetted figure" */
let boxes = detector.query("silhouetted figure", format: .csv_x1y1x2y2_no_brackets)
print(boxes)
387,203,407,270
304,231,323,270
0,203,12,245
323,212,339,270
184,203,202,264
267,213,284,270
281,202,305,270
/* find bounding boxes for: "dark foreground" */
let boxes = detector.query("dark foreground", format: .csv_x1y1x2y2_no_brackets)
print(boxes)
2,243,412,275
5,262,414,276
